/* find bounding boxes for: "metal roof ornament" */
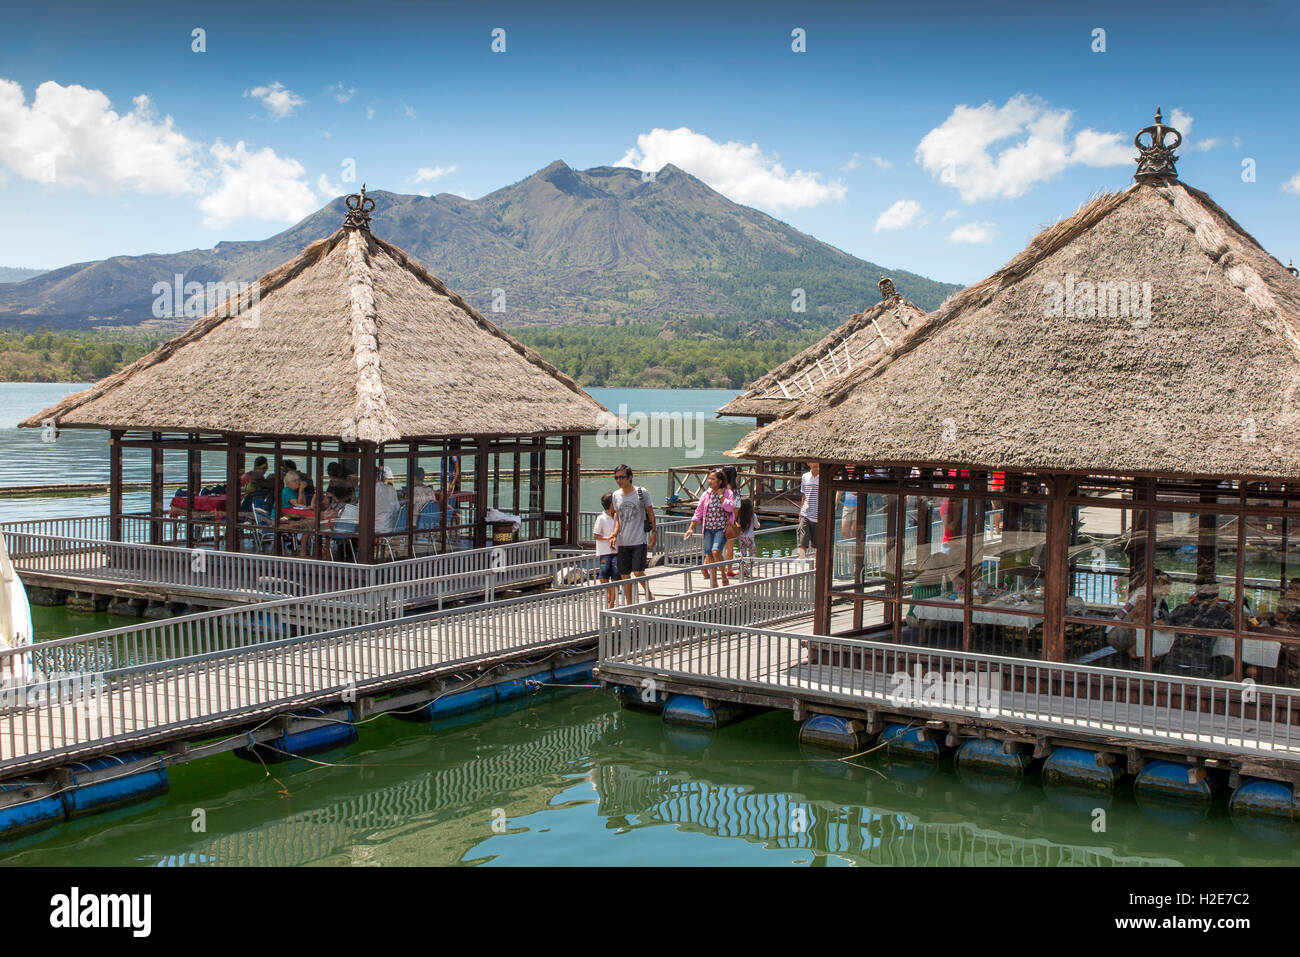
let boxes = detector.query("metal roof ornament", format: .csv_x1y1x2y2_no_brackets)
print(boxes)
1134,107,1182,182
343,184,376,230
878,276,897,301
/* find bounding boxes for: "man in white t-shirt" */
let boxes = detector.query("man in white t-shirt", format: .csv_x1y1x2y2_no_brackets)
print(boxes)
375,466,400,534
798,462,821,564
611,464,657,603
592,492,618,608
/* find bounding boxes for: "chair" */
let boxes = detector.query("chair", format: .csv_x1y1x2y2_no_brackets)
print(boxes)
331,520,358,562
244,505,274,553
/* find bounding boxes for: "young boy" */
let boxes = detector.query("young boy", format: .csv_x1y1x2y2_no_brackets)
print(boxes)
593,492,618,608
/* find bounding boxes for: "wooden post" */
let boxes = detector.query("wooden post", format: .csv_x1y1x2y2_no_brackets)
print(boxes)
185,442,200,549
149,437,163,545
567,435,582,547
358,442,376,563
474,437,489,550
1043,474,1068,662
109,429,124,543
813,463,835,636
225,437,241,552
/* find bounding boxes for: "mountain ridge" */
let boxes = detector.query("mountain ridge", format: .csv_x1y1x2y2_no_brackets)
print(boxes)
0,161,962,331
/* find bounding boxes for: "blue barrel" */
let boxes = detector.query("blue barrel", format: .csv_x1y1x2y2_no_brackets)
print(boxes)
798,714,871,752
662,695,746,730
1135,761,1214,803
880,723,943,761
663,724,714,753
613,683,667,713
1042,747,1118,791
239,708,358,762
494,669,552,702
62,752,169,818
428,686,496,717
1229,779,1300,843
0,786,66,839
955,738,1030,777
553,661,596,683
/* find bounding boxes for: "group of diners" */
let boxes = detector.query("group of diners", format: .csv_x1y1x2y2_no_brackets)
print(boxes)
231,453,464,557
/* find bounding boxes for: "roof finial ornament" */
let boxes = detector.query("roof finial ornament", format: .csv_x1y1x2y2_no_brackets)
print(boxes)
343,184,376,230
1134,107,1181,182
1289,259,1299,278
878,275,897,301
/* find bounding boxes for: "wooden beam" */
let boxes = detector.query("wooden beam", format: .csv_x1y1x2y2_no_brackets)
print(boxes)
149,437,163,545
813,463,835,635
225,438,241,552
1043,474,1068,662
567,435,582,547
474,438,489,550
109,429,124,543
358,442,376,564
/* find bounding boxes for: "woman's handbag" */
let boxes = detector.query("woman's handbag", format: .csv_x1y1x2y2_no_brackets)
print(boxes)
724,518,741,541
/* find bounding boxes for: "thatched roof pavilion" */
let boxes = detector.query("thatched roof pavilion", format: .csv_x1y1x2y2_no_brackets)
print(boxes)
717,284,926,424
23,188,617,561
733,110,1300,691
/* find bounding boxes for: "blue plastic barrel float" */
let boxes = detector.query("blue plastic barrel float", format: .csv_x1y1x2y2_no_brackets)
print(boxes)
879,722,945,761
1228,778,1300,843
0,785,66,840
61,752,169,819
798,714,872,753
954,737,1031,777
237,707,358,762
1041,746,1119,791
661,694,748,730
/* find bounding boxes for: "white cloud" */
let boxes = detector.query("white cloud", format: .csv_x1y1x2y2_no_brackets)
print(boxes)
1284,171,1300,195
1190,138,1221,152
917,95,1135,202
947,221,996,243
940,208,958,222
1233,135,1242,150
874,199,925,231
1165,107,1220,152
615,127,846,210
841,153,861,171
198,140,318,228
0,79,201,193
326,82,356,104
317,172,344,197
413,164,456,182
366,105,374,120
246,81,304,119
872,156,891,170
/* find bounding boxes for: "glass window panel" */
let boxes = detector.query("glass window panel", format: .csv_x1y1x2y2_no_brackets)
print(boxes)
901,495,967,605
1153,509,1238,621
972,616,1043,659
829,597,895,638
1068,505,1148,623
831,490,898,598
1243,513,1300,638
971,498,1047,598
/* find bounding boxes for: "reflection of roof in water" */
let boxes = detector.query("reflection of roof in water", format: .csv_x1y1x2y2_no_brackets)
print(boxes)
151,709,615,867
596,765,1183,867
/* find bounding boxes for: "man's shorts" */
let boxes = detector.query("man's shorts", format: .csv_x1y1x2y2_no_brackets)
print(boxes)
617,543,648,576
598,553,618,581
797,516,819,550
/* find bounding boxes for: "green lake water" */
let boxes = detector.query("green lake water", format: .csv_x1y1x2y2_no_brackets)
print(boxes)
3,383,1299,866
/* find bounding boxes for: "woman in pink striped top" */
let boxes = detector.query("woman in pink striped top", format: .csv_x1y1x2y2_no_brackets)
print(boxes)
684,469,738,588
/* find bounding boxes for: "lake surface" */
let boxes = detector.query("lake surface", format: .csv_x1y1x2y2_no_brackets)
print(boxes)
1,382,1297,866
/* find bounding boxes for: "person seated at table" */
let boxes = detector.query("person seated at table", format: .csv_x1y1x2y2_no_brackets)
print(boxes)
408,467,439,512
281,470,317,511
1106,569,1171,655
240,455,273,493
325,462,355,506
375,467,399,533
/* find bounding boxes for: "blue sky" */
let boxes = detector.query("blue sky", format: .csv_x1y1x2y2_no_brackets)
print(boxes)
0,0,1297,286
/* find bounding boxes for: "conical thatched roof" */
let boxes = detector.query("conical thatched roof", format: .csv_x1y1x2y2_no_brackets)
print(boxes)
735,179,1300,479
716,295,926,420
22,227,618,442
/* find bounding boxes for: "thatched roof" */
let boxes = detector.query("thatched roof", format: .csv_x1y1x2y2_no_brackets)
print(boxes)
22,228,618,442
735,179,1300,480
716,296,926,419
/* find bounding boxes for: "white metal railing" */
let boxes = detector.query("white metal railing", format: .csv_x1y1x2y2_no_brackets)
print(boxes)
0,558,803,770
659,521,796,566
0,529,554,601
600,600,1300,760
